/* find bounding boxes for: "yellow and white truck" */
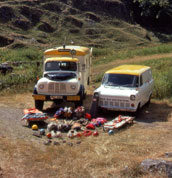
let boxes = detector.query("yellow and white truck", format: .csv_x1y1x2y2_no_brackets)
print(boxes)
32,45,92,110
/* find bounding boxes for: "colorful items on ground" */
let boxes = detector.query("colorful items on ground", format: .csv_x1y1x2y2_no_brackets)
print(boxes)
22,106,135,145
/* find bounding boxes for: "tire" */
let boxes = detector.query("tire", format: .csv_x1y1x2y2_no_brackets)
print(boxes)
133,103,140,118
146,95,151,107
35,100,44,110
75,85,84,108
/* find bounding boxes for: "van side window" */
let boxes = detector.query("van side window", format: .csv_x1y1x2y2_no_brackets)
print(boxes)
140,75,143,86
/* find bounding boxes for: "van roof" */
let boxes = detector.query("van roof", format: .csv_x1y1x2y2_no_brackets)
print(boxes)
105,65,151,76
44,46,90,56
45,57,79,63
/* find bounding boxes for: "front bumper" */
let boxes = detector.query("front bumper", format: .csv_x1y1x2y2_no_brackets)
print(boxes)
32,94,80,101
97,97,138,112
100,106,137,112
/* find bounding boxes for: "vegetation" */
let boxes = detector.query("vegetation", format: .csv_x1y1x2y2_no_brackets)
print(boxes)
140,57,172,99
93,43,172,65
133,0,172,19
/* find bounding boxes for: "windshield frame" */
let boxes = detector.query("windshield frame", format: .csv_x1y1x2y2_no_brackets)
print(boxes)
102,73,139,88
44,61,77,72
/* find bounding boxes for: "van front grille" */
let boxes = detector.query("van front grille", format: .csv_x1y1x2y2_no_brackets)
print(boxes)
99,98,130,109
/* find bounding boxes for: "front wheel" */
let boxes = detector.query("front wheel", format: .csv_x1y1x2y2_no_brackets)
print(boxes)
75,99,83,108
145,95,151,107
133,103,140,118
35,100,44,110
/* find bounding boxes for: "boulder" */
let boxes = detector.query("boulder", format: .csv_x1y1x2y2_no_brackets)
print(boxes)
141,159,172,177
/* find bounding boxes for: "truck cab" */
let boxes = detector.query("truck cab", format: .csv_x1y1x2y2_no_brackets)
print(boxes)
33,45,92,110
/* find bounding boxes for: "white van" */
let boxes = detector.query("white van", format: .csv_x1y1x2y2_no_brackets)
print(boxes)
90,65,154,117
32,45,92,110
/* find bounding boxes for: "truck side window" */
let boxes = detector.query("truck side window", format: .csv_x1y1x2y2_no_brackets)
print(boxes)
140,75,143,86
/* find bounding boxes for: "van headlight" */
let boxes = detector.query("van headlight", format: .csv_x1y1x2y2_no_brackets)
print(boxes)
130,95,135,101
71,85,76,90
94,92,99,98
39,84,44,89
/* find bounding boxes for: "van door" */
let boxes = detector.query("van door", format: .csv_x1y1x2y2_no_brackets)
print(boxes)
139,74,148,107
142,71,151,105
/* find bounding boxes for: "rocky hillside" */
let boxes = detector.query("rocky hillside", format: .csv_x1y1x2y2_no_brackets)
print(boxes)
0,0,164,49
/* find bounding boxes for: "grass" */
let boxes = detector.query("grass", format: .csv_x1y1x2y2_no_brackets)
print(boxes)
0,47,43,62
92,43,172,65
136,57,172,100
1,43,172,101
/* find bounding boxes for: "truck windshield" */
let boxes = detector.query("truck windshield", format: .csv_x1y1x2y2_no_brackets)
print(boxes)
102,74,139,87
45,61,77,71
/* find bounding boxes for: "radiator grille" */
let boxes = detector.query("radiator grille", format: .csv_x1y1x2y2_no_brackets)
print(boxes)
48,83,54,92
48,83,66,94
99,98,130,109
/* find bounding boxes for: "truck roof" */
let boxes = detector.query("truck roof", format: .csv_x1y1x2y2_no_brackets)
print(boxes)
105,65,151,76
45,57,79,63
44,45,90,56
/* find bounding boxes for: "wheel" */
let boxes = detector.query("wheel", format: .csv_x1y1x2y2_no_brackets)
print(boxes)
75,85,84,108
133,103,140,118
75,99,83,108
146,95,151,107
35,100,44,110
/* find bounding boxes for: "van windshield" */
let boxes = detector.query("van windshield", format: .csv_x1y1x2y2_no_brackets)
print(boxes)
45,61,77,71
102,74,139,87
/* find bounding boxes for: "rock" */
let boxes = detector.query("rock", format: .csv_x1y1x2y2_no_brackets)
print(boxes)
165,152,172,158
43,139,52,145
13,18,31,30
65,15,83,28
0,6,15,22
38,22,55,33
33,131,41,138
141,159,172,177
0,35,14,47
53,141,60,145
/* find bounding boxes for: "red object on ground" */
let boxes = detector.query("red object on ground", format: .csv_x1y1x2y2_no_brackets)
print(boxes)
46,133,52,139
86,123,95,130
76,132,83,137
83,130,92,136
24,108,42,114
93,130,99,136
85,113,92,120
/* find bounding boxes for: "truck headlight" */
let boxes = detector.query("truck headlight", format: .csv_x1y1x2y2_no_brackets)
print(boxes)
71,85,76,90
39,84,44,89
130,95,135,101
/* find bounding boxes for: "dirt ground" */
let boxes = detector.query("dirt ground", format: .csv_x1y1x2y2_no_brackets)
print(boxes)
0,92,172,177
1,53,172,177
0,93,172,143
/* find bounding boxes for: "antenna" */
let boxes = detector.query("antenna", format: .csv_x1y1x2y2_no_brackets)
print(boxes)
63,36,67,49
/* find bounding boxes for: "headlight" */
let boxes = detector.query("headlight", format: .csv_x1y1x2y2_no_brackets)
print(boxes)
94,92,99,98
39,84,44,89
130,95,135,101
71,85,76,90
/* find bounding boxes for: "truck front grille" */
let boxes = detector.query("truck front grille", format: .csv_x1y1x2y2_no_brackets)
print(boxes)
48,83,66,94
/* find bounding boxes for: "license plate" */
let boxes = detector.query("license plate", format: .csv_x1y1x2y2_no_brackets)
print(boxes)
67,96,80,101
33,95,46,100
50,96,63,100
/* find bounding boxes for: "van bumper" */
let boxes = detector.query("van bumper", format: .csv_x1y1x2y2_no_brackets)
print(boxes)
100,106,137,112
